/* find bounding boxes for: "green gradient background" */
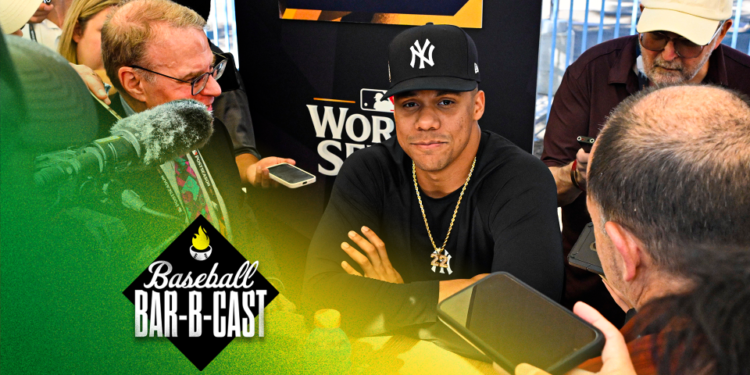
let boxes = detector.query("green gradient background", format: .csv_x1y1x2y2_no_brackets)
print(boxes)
0,33,448,375
0,152,310,373
0,35,313,373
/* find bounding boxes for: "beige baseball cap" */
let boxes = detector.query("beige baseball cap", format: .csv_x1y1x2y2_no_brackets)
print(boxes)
637,0,732,45
0,0,43,35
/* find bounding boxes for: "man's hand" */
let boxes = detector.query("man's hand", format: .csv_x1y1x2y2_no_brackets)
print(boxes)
245,157,296,188
571,302,637,375
438,273,489,303
69,63,111,105
30,2,54,23
550,148,590,207
573,148,590,189
340,226,404,284
511,303,637,375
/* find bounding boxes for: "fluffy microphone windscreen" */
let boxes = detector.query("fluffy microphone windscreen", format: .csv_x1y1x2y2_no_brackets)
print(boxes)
109,99,214,166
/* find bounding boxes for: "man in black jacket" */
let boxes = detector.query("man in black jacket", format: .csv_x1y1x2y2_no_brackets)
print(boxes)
303,24,563,338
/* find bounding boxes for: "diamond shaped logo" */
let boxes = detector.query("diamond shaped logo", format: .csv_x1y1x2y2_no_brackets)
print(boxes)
123,215,278,371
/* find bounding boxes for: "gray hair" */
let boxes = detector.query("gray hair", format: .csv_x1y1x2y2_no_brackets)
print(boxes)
588,84,750,275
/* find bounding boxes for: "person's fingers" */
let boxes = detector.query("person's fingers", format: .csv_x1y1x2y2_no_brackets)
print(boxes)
393,269,404,284
264,157,281,167
262,169,281,188
340,242,375,275
577,147,590,161
70,63,111,105
576,149,589,177
348,230,383,270
285,159,296,165
361,226,393,269
341,261,363,277
30,4,54,23
85,77,111,105
573,302,636,374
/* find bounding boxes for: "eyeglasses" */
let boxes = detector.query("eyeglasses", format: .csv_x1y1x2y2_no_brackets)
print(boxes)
129,56,227,96
639,22,724,59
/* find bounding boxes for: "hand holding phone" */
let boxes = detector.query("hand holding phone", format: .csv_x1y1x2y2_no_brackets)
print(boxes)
514,303,638,375
577,136,596,153
267,163,316,189
570,135,594,190
438,273,604,374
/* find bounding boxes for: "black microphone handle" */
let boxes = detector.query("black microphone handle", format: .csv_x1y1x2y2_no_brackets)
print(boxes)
34,148,104,187
94,131,141,165
33,130,142,188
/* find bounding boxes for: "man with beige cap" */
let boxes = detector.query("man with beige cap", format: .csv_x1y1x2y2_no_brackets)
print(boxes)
540,0,750,327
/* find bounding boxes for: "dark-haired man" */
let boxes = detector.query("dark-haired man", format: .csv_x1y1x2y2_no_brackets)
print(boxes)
541,0,750,324
579,84,750,373
304,24,563,339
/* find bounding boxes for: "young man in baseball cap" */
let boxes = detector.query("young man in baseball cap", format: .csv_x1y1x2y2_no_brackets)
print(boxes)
304,24,563,342
541,0,750,326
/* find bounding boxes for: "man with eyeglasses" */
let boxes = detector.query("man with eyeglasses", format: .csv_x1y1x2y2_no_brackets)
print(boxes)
540,0,750,327
97,0,283,281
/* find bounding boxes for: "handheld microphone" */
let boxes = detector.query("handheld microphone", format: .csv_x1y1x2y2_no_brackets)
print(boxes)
34,99,214,187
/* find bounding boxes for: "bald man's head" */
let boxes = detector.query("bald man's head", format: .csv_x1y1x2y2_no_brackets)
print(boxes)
588,85,750,275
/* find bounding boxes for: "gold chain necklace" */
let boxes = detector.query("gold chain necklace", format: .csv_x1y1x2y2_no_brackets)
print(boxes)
412,157,476,259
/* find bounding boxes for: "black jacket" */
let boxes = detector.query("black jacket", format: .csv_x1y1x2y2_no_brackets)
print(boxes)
303,130,563,335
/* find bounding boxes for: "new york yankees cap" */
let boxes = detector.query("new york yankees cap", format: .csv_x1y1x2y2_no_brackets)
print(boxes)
385,23,480,98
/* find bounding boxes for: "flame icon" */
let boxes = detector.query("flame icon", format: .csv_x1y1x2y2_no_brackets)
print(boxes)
192,226,210,250
189,226,212,261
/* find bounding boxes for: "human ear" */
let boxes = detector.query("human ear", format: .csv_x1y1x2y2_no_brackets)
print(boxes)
714,19,733,50
72,22,83,43
604,221,642,282
118,67,147,103
473,89,485,121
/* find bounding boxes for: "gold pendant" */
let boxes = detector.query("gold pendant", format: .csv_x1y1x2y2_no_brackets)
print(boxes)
429,249,453,275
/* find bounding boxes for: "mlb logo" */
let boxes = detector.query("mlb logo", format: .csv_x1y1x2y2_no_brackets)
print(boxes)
360,89,394,113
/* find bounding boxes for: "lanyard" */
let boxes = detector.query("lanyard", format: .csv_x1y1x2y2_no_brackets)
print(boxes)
185,151,233,241
29,24,37,42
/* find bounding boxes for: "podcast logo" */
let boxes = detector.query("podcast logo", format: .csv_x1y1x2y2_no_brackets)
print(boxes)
189,226,212,261
123,216,278,371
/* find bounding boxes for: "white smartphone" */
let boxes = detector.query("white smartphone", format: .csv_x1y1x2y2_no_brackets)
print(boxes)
267,163,316,188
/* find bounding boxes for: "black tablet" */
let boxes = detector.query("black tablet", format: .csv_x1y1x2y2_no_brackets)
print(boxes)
437,272,604,375
568,222,604,276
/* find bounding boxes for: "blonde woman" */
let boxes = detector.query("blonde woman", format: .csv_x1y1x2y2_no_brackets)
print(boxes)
58,0,119,95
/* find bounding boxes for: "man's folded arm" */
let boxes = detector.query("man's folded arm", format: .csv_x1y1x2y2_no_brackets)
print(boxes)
302,155,440,336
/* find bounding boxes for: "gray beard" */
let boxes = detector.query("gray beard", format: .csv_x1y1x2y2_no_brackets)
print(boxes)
639,45,711,87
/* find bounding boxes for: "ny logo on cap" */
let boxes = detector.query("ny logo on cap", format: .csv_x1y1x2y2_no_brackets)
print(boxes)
410,39,435,69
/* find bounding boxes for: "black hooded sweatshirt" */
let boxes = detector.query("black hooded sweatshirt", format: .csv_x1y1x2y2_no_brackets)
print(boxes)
303,129,563,336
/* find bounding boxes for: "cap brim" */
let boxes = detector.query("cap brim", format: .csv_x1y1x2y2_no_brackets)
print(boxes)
0,1,43,35
637,8,722,45
385,77,478,98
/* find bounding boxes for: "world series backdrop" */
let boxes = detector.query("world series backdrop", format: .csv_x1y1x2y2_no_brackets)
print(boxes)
233,0,545,299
